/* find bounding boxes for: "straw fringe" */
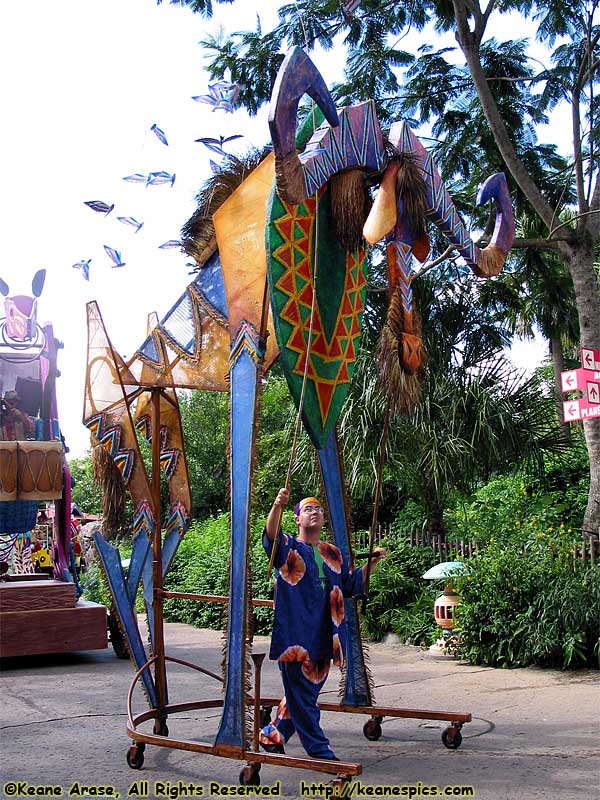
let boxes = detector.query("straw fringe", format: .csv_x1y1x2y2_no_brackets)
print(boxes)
91,442,126,538
330,169,372,252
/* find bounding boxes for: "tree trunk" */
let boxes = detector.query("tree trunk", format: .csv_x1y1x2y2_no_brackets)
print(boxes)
563,237,600,536
549,335,570,440
452,0,600,540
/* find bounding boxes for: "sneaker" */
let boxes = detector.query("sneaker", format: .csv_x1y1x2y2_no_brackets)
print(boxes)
260,741,285,755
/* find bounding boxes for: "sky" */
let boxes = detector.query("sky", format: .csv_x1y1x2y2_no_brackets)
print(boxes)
1,0,554,459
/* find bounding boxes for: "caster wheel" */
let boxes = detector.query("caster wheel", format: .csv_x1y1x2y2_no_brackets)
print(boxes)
127,744,145,769
239,765,261,786
363,719,382,741
441,727,463,749
153,719,169,737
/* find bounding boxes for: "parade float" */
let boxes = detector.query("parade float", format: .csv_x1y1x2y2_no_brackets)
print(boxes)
0,270,107,657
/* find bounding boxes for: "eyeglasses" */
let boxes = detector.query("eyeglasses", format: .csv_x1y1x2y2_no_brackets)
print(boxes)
301,505,323,514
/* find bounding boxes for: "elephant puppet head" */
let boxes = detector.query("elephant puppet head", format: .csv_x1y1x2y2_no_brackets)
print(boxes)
0,269,46,342
363,123,515,400
363,122,515,278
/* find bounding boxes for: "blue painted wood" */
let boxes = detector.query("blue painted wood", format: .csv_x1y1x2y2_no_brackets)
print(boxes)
142,525,184,674
215,345,258,748
126,529,151,607
94,532,157,707
317,431,372,707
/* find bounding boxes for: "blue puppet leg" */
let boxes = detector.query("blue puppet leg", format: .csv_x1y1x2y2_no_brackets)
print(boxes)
277,660,336,759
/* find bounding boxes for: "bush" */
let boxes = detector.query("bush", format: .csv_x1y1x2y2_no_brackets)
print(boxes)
163,515,231,630
162,510,297,635
456,535,600,669
390,589,439,646
360,536,437,642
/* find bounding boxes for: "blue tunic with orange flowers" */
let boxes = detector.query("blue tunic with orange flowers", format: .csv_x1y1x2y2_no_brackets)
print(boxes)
263,529,364,669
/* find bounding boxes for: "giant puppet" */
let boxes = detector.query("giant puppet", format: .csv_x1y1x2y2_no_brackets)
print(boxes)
86,48,514,783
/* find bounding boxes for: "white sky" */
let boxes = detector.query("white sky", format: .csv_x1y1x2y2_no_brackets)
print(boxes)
0,1,558,459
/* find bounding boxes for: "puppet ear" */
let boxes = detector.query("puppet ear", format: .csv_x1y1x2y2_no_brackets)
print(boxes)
0,277,9,296
31,270,46,297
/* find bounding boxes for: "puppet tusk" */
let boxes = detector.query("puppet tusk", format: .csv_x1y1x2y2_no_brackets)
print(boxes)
362,161,400,244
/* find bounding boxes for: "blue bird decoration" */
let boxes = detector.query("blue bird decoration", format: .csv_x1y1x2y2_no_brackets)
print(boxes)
150,123,168,146
146,171,176,187
72,259,91,281
84,200,114,215
195,134,243,155
117,216,144,233
123,174,148,184
104,246,126,268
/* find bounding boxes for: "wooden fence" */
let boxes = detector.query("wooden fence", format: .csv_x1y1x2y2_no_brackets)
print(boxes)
354,524,598,567
573,535,599,566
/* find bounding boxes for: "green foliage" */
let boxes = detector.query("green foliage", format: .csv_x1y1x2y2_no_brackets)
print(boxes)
360,537,437,641
162,509,297,635
79,563,111,608
69,457,103,516
456,536,600,669
163,515,231,629
390,589,439,647
443,450,589,544
179,390,229,519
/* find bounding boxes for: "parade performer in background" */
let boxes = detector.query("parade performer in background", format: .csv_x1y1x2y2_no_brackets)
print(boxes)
0,390,33,441
259,488,386,760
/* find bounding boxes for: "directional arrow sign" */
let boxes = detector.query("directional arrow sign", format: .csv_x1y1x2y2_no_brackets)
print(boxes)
588,381,600,404
561,367,600,394
581,347,600,372
563,398,600,423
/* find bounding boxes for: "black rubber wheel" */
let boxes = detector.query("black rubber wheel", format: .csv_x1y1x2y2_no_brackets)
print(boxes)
239,766,261,786
127,745,145,769
363,719,382,741
441,727,463,749
153,719,169,737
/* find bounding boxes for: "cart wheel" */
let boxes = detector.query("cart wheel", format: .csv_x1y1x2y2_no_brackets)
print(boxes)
239,764,261,786
126,744,145,769
107,612,129,660
153,719,169,737
363,718,382,741
441,727,463,749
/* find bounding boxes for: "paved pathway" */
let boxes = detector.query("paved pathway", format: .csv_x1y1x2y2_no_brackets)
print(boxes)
1,622,598,799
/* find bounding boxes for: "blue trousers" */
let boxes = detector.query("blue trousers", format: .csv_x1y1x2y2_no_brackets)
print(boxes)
259,660,336,759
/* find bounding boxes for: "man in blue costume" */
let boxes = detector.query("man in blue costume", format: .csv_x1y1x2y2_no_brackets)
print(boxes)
259,487,386,760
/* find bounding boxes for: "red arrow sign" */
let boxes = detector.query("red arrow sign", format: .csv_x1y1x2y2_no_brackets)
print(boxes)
588,381,600,404
563,398,600,423
581,347,600,371
561,367,600,394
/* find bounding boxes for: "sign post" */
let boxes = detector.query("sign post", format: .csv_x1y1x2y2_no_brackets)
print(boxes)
561,347,600,424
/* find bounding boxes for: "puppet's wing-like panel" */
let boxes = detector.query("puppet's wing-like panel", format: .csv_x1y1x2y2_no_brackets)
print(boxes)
83,302,152,511
127,250,231,391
